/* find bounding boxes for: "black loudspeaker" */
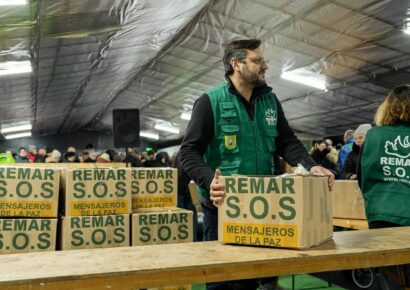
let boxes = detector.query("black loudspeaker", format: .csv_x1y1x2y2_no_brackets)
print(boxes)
113,109,140,148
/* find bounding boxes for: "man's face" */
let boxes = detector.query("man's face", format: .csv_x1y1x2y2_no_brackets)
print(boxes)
239,48,268,86
354,133,365,147
19,149,27,157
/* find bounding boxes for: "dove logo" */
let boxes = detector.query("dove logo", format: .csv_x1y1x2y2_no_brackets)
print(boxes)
265,108,277,126
384,136,410,159
380,135,410,184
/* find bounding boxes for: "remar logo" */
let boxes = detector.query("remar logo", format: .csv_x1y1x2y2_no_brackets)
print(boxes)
384,135,410,159
265,108,277,126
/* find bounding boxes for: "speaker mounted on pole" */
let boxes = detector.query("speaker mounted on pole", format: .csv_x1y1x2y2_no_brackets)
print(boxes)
113,109,140,148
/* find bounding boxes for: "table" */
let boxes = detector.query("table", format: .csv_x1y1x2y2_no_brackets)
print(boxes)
0,227,409,290
333,218,369,230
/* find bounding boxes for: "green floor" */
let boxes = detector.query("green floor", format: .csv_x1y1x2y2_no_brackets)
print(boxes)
192,274,346,290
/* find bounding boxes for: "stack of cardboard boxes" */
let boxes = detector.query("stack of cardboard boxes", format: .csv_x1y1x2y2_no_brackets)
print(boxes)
0,166,59,254
130,168,193,290
60,168,132,250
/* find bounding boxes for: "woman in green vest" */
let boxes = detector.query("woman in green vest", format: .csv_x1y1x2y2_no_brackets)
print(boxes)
358,85,410,288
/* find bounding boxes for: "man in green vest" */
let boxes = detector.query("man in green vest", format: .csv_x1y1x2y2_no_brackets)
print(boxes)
180,39,334,290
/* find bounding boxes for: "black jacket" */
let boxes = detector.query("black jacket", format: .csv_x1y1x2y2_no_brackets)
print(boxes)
179,78,316,192
342,143,361,179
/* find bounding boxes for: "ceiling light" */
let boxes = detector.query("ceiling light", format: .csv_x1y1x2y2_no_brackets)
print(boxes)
154,123,180,134
140,131,159,140
281,68,327,90
404,28,410,35
0,0,26,5
1,123,32,134
4,131,32,140
0,61,32,76
180,111,192,121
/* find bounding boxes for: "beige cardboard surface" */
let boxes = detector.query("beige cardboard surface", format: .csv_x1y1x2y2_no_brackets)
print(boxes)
332,180,366,220
60,214,129,250
0,218,57,254
131,168,177,210
132,207,193,246
218,176,332,249
0,166,59,217
62,168,132,216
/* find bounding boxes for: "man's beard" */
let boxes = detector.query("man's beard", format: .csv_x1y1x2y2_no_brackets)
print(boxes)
242,66,266,86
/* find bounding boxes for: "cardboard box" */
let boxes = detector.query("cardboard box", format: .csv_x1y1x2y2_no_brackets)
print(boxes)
131,168,177,210
218,175,332,249
0,166,60,217
332,180,366,220
0,218,57,254
60,214,129,250
148,286,191,290
132,207,193,246
62,168,132,216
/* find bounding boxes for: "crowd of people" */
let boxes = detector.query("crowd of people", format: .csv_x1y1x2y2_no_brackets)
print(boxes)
0,144,175,168
308,123,373,180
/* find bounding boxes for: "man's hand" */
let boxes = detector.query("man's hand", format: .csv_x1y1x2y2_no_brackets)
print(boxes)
210,169,225,207
310,166,335,191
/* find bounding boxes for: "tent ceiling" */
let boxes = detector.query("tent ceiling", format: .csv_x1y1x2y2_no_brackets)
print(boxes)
0,0,409,142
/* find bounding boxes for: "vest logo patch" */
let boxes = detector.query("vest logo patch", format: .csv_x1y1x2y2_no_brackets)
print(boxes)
224,135,237,150
379,135,410,185
384,135,410,159
265,108,277,126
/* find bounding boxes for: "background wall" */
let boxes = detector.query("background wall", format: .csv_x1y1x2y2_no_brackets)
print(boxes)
0,130,149,153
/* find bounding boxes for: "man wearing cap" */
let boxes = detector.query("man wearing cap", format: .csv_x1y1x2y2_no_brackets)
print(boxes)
342,124,372,180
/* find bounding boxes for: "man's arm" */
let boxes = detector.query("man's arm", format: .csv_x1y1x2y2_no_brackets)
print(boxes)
274,98,334,190
179,94,215,192
274,98,316,170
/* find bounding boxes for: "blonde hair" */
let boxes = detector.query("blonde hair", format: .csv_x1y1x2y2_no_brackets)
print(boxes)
374,85,410,126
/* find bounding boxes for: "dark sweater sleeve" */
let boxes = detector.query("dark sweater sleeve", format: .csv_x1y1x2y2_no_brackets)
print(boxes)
274,98,317,170
342,151,356,179
179,94,215,192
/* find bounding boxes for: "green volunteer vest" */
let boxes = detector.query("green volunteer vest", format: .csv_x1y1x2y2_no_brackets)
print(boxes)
361,125,410,225
199,82,278,200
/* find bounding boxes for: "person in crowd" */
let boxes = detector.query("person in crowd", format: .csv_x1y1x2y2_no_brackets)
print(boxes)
35,146,47,163
142,147,158,167
337,129,354,169
96,153,111,163
342,124,372,180
180,39,334,290
15,147,29,163
0,152,15,164
324,138,333,147
310,139,340,178
27,145,37,163
124,147,143,167
358,85,410,288
78,153,85,163
156,152,171,167
84,150,97,163
64,151,77,163
63,146,79,162
45,149,61,163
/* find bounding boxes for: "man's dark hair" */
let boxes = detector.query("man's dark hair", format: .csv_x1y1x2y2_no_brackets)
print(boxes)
18,147,26,153
223,39,262,75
